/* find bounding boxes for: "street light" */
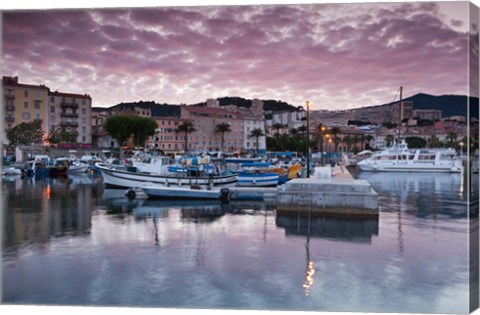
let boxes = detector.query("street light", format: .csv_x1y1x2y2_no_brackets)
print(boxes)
306,100,311,178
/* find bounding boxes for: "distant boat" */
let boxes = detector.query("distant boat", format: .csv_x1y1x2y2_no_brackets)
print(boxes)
224,157,262,163
96,163,238,188
357,140,463,173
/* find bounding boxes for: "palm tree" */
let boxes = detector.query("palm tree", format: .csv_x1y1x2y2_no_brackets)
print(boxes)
330,126,341,153
177,121,195,153
249,128,265,156
215,122,231,152
446,131,458,147
297,125,307,140
385,134,395,147
364,135,373,150
271,123,284,138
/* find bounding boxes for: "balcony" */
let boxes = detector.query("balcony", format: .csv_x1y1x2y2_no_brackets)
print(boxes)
61,121,79,127
6,104,15,111
60,101,79,108
5,93,14,99
60,111,78,118
6,116,14,123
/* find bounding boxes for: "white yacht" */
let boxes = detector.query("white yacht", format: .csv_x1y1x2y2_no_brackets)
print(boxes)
357,140,463,173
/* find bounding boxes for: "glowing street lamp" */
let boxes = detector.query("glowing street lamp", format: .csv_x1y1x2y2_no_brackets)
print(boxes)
306,101,311,178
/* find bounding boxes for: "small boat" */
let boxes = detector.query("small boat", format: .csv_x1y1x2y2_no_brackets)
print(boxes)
357,140,463,173
237,170,280,187
1,167,22,175
67,162,89,173
48,158,69,176
133,183,231,201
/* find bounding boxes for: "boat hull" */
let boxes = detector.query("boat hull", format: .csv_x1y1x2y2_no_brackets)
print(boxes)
142,186,222,200
97,164,238,188
237,172,279,187
357,161,463,173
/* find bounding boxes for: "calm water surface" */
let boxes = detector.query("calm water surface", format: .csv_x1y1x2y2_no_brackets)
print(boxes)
1,170,475,313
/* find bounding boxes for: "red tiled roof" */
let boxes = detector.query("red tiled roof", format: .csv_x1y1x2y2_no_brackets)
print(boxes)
49,91,91,99
3,76,49,90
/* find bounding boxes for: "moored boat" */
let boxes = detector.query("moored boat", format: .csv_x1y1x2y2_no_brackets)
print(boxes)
237,170,281,187
96,163,238,188
357,140,463,173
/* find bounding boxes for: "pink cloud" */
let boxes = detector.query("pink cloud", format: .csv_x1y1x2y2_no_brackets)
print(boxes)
2,2,475,109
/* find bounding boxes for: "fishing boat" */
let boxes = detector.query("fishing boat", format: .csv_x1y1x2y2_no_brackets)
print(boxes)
357,140,463,173
237,170,282,187
96,163,238,188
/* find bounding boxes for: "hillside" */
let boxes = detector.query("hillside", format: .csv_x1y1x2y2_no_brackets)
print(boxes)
380,93,479,118
192,97,300,112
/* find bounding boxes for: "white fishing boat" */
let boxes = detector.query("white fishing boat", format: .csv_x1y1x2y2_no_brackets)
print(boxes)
357,140,463,173
96,163,238,188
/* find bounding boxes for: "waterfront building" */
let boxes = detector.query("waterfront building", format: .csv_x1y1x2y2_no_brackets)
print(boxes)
244,117,266,153
414,109,442,121
180,105,245,152
2,76,49,145
48,91,92,148
153,117,188,153
2,76,93,148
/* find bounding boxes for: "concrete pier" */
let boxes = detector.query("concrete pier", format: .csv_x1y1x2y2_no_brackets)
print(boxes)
276,166,379,218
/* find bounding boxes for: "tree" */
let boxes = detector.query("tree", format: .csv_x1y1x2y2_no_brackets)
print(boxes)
214,122,231,152
131,116,158,148
104,115,135,147
406,136,427,148
249,128,265,156
104,115,158,149
271,123,284,138
385,134,395,147
330,126,341,153
446,132,458,147
6,120,45,146
177,121,196,153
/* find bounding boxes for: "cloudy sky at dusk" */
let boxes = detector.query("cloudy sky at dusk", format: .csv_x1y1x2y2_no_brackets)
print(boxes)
1,1,479,110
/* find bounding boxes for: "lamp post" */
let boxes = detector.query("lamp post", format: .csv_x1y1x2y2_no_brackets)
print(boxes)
306,101,311,178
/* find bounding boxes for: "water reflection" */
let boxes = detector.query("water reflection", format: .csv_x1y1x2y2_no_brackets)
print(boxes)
357,172,468,219
2,175,102,251
276,214,379,244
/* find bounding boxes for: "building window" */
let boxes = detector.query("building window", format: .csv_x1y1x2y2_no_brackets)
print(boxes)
82,108,86,115
22,112,30,120
34,101,41,109
82,117,87,124
50,116,55,123
51,96,55,103
51,106,55,113
82,127,86,133
82,99,86,105
24,90,28,97
82,136,86,142
24,101,28,109
36,113,41,120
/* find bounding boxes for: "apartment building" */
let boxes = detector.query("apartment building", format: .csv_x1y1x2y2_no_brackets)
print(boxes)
153,117,186,152
2,76,93,148
2,76,49,145
48,91,92,147
180,105,245,152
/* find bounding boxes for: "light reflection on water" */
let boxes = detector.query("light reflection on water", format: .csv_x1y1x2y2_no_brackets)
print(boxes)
1,171,473,313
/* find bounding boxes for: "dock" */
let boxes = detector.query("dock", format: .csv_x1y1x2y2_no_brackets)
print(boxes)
228,165,379,218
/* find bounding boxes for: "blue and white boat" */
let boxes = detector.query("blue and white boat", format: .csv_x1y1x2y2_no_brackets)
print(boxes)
237,171,281,187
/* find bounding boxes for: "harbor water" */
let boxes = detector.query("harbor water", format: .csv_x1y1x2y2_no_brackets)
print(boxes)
1,170,475,313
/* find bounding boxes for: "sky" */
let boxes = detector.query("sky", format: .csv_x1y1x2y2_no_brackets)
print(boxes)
1,0,479,110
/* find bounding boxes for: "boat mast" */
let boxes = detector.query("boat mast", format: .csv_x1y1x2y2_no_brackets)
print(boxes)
398,86,403,142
